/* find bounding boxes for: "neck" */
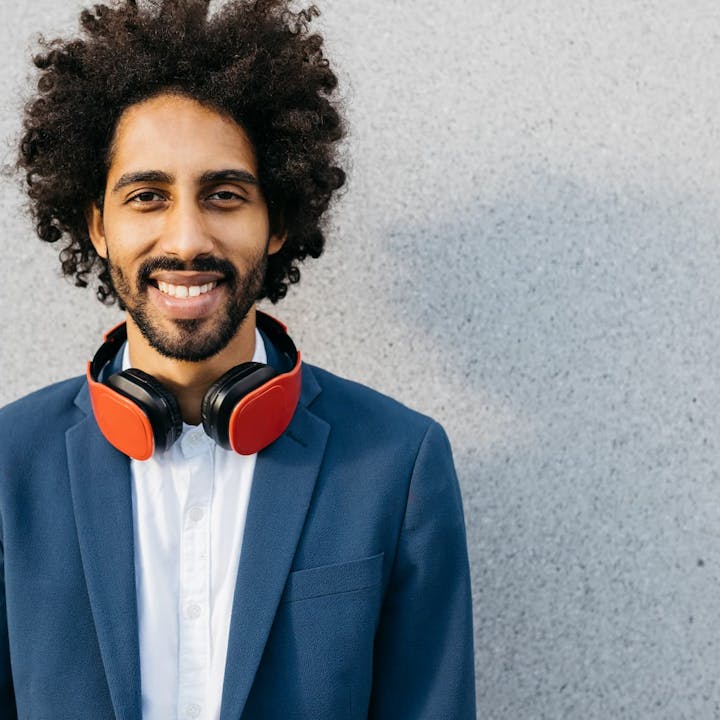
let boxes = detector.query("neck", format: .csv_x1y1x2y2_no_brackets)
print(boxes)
125,307,258,425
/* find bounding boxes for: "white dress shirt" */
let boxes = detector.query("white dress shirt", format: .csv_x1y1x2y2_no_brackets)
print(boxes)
123,331,265,720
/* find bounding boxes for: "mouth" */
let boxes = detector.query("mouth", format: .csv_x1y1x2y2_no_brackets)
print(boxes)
154,280,218,298
145,271,228,320
146,271,228,299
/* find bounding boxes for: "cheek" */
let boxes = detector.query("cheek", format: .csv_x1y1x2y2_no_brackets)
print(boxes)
103,239,147,293
103,211,164,255
104,242,139,274
106,258,134,296
207,209,271,243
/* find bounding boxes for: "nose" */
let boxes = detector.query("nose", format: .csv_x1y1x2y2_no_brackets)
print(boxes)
156,197,215,262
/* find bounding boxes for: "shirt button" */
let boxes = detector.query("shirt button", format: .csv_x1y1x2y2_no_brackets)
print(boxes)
185,703,202,719
188,506,204,522
186,603,202,620
181,429,207,456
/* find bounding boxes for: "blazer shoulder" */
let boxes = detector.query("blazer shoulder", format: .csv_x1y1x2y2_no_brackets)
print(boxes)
303,362,443,446
0,376,86,444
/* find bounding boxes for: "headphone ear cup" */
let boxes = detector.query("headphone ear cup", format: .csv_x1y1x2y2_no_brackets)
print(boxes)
105,369,183,453
202,362,278,450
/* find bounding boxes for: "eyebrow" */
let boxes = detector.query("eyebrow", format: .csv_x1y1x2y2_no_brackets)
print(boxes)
111,168,258,194
111,171,173,194
200,169,258,186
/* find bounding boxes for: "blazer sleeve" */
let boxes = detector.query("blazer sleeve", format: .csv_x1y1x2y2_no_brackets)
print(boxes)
368,421,476,719
0,531,17,717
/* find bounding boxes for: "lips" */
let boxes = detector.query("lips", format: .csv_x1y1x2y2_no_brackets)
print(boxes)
148,270,226,297
157,280,218,298
146,272,227,319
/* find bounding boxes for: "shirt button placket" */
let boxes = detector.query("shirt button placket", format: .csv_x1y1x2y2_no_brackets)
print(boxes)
178,429,212,718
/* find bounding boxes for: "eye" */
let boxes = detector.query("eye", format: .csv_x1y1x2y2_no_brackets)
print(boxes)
206,188,249,205
127,190,165,204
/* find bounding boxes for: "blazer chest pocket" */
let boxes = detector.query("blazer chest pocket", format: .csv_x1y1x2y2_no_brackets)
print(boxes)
281,552,384,603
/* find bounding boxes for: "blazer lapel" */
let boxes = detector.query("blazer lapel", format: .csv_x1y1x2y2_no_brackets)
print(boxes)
66,384,141,720
220,365,329,720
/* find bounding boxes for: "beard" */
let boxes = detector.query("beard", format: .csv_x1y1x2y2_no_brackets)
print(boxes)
107,250,267,362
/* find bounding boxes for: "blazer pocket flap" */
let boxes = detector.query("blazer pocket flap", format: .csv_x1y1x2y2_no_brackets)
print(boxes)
282,552,384,603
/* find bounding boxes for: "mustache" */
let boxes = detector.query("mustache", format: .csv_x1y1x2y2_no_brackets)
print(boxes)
136,256,238,289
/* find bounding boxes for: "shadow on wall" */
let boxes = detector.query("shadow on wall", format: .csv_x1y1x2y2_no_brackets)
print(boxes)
376,169,720,718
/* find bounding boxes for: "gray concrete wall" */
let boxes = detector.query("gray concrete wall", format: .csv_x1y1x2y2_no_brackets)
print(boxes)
2,1,720,717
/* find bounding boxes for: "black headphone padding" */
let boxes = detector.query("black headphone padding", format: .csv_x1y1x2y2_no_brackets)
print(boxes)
105,368,184,452
201,362,278,448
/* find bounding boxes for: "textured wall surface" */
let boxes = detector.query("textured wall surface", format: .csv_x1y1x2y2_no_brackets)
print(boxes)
3,1,720,717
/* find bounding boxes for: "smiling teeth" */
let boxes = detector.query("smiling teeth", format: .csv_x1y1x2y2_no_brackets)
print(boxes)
157,281,217,298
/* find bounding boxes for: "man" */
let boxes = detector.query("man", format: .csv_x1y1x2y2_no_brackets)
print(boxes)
0,0,475,718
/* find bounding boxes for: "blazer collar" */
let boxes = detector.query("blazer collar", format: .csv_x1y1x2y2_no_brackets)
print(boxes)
70,323,326,720
66,405,141,720
219,387,329,719
222,325,329,718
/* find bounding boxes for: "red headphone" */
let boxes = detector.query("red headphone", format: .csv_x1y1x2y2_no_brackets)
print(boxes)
86,311,302,461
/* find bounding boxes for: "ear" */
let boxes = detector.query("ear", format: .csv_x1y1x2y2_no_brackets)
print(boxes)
85,202,108,259
268,231,287,256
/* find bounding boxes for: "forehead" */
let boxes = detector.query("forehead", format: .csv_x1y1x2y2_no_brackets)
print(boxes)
107,93,258,179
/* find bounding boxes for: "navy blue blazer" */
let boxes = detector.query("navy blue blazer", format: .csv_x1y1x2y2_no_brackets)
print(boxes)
0,343,475,719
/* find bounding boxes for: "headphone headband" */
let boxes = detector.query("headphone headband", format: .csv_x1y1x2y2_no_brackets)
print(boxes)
88,321,127,381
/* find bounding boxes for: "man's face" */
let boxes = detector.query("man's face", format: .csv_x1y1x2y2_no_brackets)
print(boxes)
86,93,284,362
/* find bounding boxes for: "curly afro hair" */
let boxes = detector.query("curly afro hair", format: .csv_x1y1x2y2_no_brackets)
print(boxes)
18,0,346,304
